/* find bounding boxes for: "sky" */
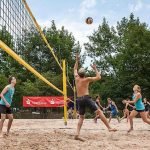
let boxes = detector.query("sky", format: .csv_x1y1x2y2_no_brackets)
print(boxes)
26,0,150,66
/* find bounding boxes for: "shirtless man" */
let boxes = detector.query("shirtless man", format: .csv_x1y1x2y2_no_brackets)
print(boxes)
74,54,117,141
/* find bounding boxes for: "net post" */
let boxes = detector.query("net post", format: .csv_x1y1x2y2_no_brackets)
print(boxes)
63,60,67,126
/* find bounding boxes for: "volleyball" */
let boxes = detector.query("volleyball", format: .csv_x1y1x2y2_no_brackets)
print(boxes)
85,17,93,24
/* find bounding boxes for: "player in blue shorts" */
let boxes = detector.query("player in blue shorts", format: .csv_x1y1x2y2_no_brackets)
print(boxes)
105,98,120,123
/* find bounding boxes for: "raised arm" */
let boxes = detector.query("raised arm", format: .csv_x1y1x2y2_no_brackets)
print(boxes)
87,64,101,82
74,53,79,77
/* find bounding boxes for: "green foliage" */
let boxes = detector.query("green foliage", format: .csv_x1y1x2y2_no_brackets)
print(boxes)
0,75,8,91
0,14,150,109
85,13,150,105
0,21,81,108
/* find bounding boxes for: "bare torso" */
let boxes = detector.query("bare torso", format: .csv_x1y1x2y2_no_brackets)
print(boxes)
75,77,90,97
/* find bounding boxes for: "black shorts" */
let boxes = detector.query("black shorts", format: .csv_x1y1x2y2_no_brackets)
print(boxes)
0,104,12,114
145,106,150,112
77,95,98,115
135,109,145,113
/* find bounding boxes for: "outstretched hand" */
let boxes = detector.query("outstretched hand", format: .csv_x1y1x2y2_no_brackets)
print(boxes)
90,64,97,70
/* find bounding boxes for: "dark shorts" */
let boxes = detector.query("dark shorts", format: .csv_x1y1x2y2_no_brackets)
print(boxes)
77,95,98,115
145,109,149,112
135,109,145,113
145,106,150,112
0,104,12,114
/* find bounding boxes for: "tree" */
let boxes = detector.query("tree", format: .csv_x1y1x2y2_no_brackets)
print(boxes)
0,21,82,108
85,13,150,102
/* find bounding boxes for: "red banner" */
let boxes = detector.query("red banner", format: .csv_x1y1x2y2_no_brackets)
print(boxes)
23,96,64,107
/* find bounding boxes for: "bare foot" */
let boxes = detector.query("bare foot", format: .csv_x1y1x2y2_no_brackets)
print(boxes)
108,128,117,132
127,128,133,133
4,132,9,137
74,135,85,142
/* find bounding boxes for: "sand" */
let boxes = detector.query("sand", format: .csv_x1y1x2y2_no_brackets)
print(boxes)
0,118,149,150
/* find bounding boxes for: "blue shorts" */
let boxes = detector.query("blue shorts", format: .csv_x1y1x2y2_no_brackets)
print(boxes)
110,111,118,117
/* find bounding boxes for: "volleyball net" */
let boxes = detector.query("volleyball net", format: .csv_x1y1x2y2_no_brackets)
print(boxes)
0,0,76,125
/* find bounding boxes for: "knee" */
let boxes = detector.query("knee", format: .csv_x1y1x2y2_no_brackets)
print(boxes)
1,117,6,122
79,115,84,119
96,109,102,115
142,118,148,123
8,116,13,122
129,115,133,120
78,115,84,123
9,117,13,122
